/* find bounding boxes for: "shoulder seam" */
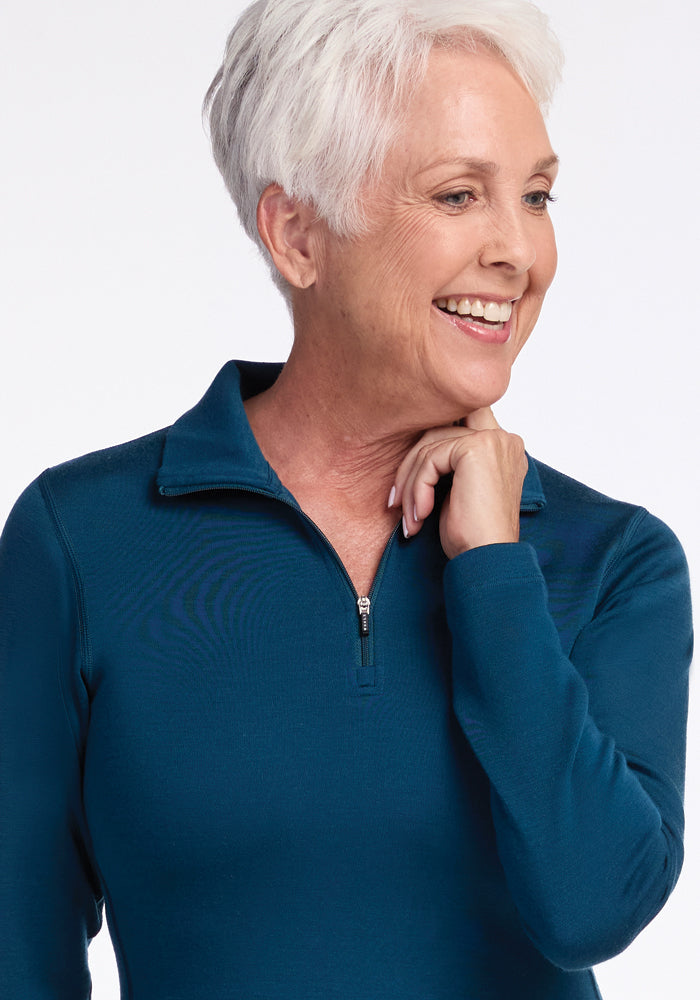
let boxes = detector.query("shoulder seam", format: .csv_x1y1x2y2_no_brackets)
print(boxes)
598,507,649,595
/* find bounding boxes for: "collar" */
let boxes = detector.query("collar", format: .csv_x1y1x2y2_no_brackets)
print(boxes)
157,360,546,512
157,360,287,498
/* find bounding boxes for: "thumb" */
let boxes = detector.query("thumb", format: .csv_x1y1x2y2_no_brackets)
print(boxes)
464,406,500,431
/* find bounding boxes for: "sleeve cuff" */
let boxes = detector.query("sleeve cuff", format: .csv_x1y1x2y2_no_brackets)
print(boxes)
444,541,544,595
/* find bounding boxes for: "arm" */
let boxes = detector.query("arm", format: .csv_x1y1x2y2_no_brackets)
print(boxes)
444,520,690,969
0,478,102,997
390,413,692,969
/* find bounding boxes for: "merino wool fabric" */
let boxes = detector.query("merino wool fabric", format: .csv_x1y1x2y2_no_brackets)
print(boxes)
0,360,692,999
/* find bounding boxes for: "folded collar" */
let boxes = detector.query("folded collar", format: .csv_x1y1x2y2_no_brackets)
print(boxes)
157,360,285,497
157,360,546,511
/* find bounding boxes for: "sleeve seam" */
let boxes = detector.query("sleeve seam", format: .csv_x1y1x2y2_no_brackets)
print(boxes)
38,473,93,753
598,507,649,594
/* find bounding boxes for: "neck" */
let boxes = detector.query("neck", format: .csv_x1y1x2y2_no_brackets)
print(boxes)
244,343,425,515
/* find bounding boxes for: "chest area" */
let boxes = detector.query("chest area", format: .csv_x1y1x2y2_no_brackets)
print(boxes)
281,486,403,598
81,504,468,884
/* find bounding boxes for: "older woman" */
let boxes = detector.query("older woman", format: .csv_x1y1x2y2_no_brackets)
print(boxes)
0,0,692,997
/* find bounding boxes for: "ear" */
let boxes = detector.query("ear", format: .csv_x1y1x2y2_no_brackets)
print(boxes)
256,184,320,289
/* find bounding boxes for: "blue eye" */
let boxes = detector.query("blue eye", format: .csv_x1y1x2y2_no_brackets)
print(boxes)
523,190,555,211
439,190,475,208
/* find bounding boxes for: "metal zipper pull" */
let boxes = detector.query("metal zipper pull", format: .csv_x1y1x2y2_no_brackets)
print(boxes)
357,595,371,637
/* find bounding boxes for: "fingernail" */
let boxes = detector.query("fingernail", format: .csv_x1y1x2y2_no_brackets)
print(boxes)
388,486,396,508
402,515,409,539
413,503,418,523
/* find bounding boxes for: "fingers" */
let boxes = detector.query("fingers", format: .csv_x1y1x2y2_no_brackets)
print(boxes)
464,406,500,431
389,414,498,533
402,440,461,537
389,426,472,537
388,418,526,553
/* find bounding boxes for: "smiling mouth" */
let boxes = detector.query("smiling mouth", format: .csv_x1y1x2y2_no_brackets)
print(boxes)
435,296,513,328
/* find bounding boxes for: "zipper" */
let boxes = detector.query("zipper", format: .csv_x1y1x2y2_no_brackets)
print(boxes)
159,481,400,668
357,595,371,637
357,595,371,667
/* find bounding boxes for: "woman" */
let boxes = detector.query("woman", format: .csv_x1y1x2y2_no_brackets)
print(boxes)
0,0,692,997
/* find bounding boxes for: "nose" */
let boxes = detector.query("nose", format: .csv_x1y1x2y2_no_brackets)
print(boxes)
479,204,537,273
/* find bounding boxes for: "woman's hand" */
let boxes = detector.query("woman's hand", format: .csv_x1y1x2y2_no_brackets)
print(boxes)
389,408,528,559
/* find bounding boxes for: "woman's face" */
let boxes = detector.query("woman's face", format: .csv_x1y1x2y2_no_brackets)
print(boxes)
304,45,559,424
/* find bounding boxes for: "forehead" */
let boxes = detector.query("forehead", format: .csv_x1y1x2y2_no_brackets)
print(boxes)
389,45,554,177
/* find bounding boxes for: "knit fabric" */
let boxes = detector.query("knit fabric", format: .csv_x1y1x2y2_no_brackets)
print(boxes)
0,360,692,999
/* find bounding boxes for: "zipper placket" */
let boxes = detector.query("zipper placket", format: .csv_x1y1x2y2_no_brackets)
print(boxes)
159,481,400,667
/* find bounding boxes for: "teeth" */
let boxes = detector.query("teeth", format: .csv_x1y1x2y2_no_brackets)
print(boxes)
436,296,513,324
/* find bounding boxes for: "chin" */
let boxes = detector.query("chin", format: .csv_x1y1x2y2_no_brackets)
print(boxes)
449,365,513,415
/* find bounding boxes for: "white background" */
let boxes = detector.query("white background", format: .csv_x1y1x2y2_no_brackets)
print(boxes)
1,1,698,996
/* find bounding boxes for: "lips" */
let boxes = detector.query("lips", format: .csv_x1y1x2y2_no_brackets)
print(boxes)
433,295,515,345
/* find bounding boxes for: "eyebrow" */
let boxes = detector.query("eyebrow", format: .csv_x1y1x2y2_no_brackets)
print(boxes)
532,154,560,173
418,153,560,176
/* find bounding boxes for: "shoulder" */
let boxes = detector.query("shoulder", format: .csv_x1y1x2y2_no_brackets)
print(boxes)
529,456,689,591
26,429,172,542
532,456,671,533
41,427,168,502
533,457,640,514
2,428,170,564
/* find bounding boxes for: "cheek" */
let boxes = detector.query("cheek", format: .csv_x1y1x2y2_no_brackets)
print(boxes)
514,229,556,357
378,210,449,288
535,221,558,292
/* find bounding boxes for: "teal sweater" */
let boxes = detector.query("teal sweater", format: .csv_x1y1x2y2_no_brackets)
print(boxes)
0,361,692,999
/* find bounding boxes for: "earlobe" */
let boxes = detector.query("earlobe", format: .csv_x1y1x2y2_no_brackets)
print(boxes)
256,184,319,289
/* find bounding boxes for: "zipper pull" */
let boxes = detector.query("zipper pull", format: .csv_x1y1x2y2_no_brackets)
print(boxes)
357,595,371,637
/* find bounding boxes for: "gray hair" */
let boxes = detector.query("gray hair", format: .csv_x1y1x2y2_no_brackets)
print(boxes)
204,0,563,288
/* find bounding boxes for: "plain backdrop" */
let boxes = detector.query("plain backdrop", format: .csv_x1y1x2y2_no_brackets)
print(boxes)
1,0,698,996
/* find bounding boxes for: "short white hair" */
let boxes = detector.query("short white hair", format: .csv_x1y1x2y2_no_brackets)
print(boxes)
204,0,562,286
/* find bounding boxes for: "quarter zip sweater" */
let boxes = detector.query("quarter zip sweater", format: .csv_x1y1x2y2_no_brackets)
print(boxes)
0,360,692,999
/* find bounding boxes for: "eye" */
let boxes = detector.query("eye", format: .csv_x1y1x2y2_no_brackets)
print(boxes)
523,190,556,212
436,189,476,209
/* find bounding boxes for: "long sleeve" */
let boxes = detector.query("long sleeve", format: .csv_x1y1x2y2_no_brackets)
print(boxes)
0,478,102,998
444,511,692,971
